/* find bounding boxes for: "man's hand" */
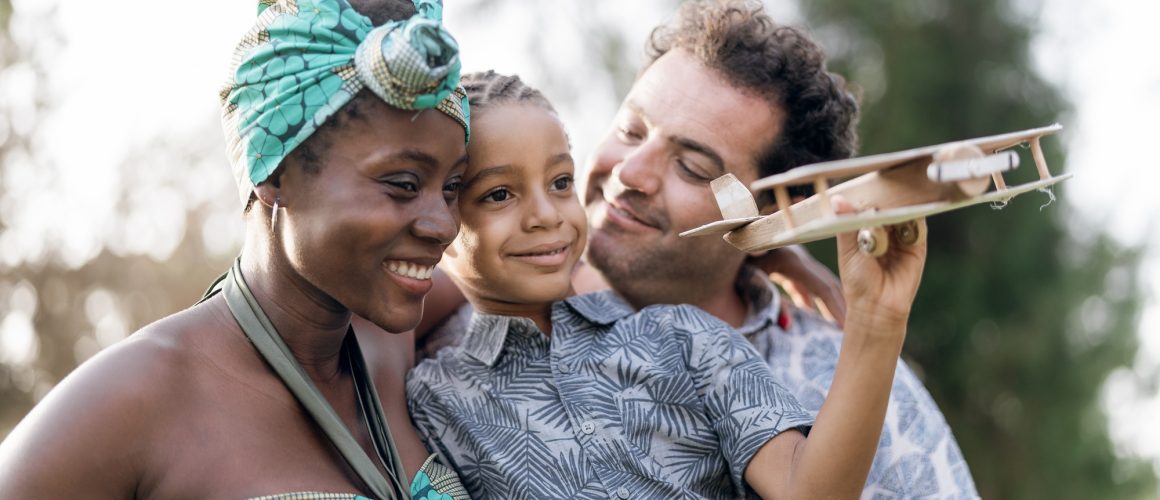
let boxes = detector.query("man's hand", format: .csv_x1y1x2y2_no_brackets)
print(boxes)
749,245,847,327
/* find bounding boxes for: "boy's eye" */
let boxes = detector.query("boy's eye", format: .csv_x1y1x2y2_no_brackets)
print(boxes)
550,175,573,192
482,188,511,203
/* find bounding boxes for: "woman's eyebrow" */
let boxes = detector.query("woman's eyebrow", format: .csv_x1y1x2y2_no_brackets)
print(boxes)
379,149,439,167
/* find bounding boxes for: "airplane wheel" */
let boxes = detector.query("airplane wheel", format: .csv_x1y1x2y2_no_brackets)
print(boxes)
893,220,927,247
857,226,889,257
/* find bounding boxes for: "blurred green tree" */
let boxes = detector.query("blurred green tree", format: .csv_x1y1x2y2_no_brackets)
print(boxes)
796,0,1157,497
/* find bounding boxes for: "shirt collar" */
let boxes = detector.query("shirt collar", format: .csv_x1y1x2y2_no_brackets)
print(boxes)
556,280,776,332
562,290,639,326
734,264,782,337
461,312,538,367
460,281,775,366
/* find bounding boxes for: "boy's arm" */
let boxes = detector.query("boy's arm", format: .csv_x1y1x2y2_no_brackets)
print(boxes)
746,197,927,499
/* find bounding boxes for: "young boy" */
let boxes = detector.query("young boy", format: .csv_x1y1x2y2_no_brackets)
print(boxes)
407,71,927,499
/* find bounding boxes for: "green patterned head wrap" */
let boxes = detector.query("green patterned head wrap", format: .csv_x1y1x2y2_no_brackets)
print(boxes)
221,0,470,203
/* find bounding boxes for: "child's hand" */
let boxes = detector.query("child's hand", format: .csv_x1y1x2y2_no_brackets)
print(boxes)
832,195,927,338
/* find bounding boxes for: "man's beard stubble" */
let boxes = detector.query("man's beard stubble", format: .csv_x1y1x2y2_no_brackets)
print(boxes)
585,225,740,309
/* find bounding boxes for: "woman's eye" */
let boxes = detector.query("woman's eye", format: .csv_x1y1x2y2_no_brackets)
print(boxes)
482,188,511,203
550,175,573,192
443,179,463,198
382,173,421,194
387,181,418,193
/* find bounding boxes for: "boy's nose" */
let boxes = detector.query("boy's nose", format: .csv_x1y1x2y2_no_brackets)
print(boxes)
524,192,564,231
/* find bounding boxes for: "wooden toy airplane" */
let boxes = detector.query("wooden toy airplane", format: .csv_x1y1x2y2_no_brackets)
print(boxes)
680,123,1072,256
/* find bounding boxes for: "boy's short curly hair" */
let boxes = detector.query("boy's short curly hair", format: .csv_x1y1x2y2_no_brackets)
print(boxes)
645,0,859,193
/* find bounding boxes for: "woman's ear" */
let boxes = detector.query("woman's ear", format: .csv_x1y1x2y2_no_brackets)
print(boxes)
253,172,283,210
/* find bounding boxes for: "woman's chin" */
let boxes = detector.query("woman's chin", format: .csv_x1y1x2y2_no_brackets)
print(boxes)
360,308,421,334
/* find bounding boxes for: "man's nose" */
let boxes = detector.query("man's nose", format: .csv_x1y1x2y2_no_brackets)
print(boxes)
611,139,664,197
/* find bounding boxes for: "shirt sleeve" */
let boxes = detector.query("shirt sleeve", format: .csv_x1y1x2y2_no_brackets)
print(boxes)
675,304,815,493
404,363,463,476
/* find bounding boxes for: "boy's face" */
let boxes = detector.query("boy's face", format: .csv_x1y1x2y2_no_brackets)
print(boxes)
443,104,586,307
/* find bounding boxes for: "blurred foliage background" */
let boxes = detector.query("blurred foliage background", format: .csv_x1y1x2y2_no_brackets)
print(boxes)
797,0,1156,497
1,0,1156,498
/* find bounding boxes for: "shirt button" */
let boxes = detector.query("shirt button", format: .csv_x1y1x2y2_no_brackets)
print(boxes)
581,420,596,434
615,486,630,499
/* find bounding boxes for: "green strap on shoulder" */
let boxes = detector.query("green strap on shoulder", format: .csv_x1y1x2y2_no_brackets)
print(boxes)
204,259,410,500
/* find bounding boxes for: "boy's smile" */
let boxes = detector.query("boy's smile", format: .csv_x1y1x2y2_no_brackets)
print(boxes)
507,240,573,268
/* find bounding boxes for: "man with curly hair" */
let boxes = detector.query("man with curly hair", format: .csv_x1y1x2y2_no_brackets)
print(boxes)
578,0,979,497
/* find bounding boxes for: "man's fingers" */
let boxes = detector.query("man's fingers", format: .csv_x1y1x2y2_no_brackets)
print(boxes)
790,282,818,311
770,273,812,311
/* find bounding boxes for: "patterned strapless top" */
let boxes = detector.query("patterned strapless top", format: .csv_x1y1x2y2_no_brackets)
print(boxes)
248,454,468,500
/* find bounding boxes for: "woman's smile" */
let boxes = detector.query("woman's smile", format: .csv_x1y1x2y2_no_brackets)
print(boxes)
385,259,439,295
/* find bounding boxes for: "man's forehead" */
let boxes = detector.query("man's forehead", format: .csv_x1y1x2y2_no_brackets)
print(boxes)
626,52,778,181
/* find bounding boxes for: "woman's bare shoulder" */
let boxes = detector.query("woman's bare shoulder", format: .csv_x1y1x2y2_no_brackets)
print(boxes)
0,297,240,497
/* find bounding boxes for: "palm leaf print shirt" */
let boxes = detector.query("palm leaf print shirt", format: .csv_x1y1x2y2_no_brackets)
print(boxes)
406,291,814,499
734,266,979,499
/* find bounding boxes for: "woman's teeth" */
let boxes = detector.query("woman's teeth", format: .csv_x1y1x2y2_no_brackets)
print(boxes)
386,261,434,280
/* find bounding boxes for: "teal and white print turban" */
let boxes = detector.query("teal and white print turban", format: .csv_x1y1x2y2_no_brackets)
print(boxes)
221,0,470,203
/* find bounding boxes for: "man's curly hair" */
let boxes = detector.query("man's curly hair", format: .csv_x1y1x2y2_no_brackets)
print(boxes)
645,0,859,198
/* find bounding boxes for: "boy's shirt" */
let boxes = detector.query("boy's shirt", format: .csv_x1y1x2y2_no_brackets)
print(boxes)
406,290,813,500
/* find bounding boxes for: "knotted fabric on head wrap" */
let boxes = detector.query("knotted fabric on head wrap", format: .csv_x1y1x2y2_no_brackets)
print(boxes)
220,0,470,204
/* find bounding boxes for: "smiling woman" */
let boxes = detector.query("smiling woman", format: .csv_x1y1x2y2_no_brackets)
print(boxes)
0,0,470,498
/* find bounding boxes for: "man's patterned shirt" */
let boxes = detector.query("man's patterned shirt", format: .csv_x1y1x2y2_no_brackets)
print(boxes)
407,291,814,499
734,266,979,499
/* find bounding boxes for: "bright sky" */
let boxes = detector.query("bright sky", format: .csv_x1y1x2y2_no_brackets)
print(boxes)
1032,0,1160,476
2,0,1158,478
